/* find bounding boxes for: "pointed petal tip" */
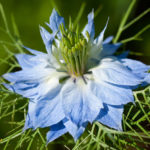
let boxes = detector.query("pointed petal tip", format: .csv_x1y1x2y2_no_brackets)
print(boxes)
39,25,45,32
15,53,23,61
94,17,109,46
97,104,124,131
103,17,109,32
52,8,57,13
82,9,95,40
103,36,114,44
46,121,67,144
49,8,65,36
2,73,8,80
2,83,14,92
88,9,94,18
23,46,44,55
45,22,50,28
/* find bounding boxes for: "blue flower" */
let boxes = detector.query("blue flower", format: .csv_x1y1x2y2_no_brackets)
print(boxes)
3,9,150,143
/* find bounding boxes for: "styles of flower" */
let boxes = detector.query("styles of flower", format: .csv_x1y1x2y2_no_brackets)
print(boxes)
3,9,150,143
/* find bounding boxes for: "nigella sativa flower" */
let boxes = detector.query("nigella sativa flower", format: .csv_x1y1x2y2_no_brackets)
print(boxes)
3,9,150,143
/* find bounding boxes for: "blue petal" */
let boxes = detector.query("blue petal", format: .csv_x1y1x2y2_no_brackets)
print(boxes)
3,67,63,100
144,74,150,83
97,104,124,130
47,9,65,39
21,78,65,130
47,121,67,143
15,54,41,69
22,47,59,69
3,62,54,82
34,92,65,128
121,58,150,85
24,100,37,130
117,51,129,59
40,26,55,55
23,46,46,56
100,43,121,58
83,20,109,62
103,36,113,44
63,118,87,141
82,10,95,40
61,78,103,126
3,69,65,128
3,81,39,99
2,83,15,92
92,57,142,86
121,58,150,78
3,73,14,83
49,9,65,33
94,18,109,47
89,80,134,105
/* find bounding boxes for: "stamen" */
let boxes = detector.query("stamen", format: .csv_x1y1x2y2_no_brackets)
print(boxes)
58,20,89,76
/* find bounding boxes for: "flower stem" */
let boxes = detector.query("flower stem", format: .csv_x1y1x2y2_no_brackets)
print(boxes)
113,0,136,43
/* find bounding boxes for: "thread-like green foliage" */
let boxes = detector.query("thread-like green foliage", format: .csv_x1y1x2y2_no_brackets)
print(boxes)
0,1,150,149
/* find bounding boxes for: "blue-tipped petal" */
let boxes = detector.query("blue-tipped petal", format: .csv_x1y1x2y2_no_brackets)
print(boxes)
97,104,124,130
121,58,150,84
15,54,41,69
103,36,113,44
34,92,65,128
23,46,46,56
61,78,103,126
144,74,150,83
49,9,65,33
40,26,55,55
3,74,39,98
47,9,65,39
47,121,67,143
117,51,129,59
3,72,18,83
94,18,109,47
92,57,142,86
63,119,87,141
89,80,134,105
3,61,55,82
82,9,95,40
23,46,59,69
2,83,15,92
121,58,150,76
24,100,37,130
3,67,64,100
3,81,39,99
87,19,109,62
100,43,121,57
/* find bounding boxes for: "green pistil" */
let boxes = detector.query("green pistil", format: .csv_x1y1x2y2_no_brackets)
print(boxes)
59,22,88,76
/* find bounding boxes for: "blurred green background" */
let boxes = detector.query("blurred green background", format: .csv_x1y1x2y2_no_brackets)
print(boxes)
0,0,149,149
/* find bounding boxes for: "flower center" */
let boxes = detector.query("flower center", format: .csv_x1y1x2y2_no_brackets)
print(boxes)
58,21,89,77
